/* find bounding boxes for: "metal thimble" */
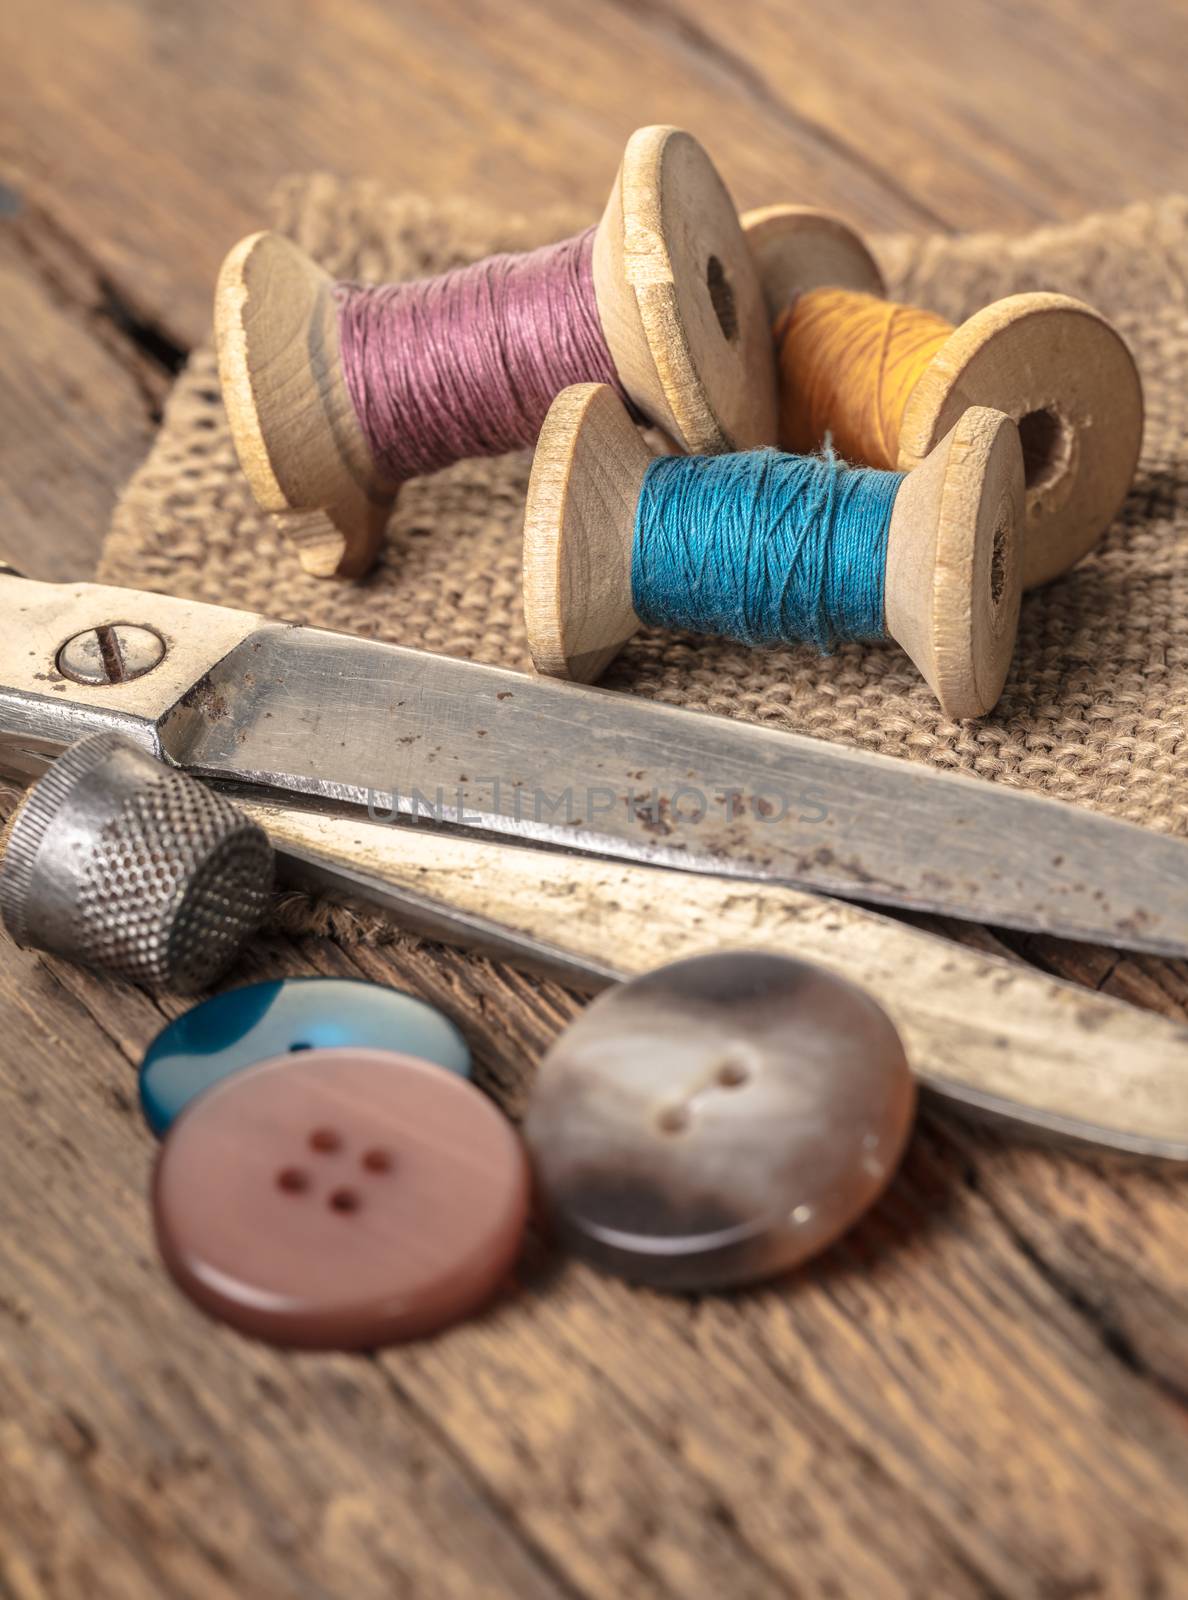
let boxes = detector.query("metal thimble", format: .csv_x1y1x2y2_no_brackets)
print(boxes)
0,732,274,991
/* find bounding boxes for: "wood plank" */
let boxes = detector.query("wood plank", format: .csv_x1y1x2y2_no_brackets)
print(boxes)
0,940,584,1600
2,923,1185,1598
0,197,169,580
2,1,1187,1592
4,0,1187,351
659,0,1188,228
0,0,923,350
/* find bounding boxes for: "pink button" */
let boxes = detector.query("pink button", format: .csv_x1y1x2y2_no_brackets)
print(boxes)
153,1047,530,1349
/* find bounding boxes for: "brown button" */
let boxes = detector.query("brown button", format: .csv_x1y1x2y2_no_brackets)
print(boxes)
153,1047,530,1348
524,952,915,1292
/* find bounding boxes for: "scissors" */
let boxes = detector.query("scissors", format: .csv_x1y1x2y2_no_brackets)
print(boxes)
2,566,1187,1158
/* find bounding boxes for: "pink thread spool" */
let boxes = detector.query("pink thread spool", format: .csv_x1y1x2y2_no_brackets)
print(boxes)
215,127,782,579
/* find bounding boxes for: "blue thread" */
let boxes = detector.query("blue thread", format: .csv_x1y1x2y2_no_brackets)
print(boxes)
631,450,904,652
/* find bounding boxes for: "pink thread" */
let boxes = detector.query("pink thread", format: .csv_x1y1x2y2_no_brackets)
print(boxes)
335,227,628,483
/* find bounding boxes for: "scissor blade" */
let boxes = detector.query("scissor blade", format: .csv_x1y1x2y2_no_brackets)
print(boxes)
2,575,1184,955
155,626,1188,957
244,798,1188,1160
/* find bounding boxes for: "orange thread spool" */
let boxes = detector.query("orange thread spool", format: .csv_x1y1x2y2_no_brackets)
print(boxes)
774,289,953,464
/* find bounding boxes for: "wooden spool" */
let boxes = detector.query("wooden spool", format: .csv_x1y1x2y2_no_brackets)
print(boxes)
741,204,1144,591
522,383,1025,721
215,127,778,579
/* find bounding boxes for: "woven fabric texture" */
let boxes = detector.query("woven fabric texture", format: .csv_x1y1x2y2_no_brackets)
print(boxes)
100,179,1188,908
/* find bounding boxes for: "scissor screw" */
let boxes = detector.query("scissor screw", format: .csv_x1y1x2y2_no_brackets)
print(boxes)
57,624,166,685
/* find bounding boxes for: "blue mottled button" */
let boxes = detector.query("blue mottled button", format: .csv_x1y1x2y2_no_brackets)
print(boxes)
140,977,471,1136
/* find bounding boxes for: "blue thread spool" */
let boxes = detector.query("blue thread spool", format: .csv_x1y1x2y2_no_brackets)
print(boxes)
632,450,900,653
523,384,1024,720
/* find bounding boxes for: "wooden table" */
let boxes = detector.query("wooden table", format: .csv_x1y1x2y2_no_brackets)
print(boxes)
2,4,1187,1596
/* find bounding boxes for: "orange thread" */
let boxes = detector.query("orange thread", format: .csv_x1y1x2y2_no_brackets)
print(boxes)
774,289,953,465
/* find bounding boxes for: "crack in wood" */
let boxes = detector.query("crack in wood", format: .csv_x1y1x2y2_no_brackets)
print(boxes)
2,195,189,422
965,1168,1188,1412
96,277,188,380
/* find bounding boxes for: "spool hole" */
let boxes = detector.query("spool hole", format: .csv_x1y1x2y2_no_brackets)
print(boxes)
1017,407,1072,495
991,503,1010,611
706,256,738,343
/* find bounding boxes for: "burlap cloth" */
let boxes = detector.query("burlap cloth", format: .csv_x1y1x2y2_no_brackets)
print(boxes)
100,181,1188,935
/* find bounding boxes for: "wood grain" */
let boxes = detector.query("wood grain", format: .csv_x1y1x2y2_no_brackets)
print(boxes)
3,0,1187,350
214,230,396,578
0,200,170,581
2,3,1187,1595
2,924,1186,1600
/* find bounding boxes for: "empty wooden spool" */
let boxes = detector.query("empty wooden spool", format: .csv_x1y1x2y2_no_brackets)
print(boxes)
743,204,1143,590
522,383,1025,721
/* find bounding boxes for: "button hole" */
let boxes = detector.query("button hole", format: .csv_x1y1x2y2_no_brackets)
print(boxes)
361,1148,392,1174
289,1041,312,1052
309,1127,341,1154
716,1057,750,1089
276,1167,309,1194
329,1188,360,1214
656,1104,690,1135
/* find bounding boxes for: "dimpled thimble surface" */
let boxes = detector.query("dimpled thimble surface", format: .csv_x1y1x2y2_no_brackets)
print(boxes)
525,950,915,1292
153,1047,530,1349
0,732,273,991
140,977,472,1135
